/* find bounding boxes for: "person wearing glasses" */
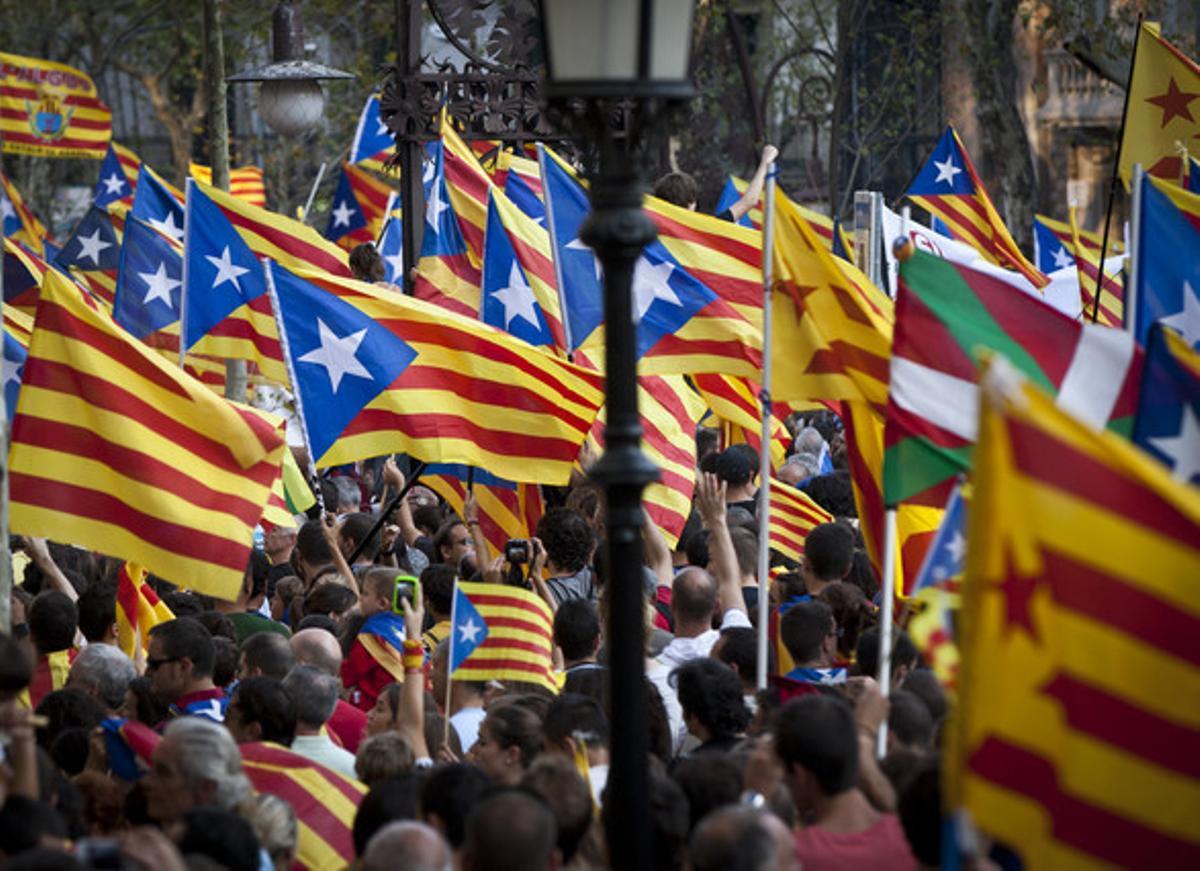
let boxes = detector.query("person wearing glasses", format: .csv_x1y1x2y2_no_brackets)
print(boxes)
146,617,229,723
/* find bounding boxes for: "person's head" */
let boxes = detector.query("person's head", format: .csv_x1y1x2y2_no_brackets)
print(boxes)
0,796,69,859
239,631,295,681
816,581,874,660
520,756,592,865
28,591,77,655
364,820,452,871
902,668,947,729
774,694,858,813
289,626,342,676
855,625,920,687
357,567,400,618
144,717,251,824
355,732,415,787
688,805,798,871
714,448,755,492
670,567,718,632
271,574,303,623
461,789,559,871
433,519,473,567
178,806,261,871
419,763,493,849
75,581,117,644
535,507,593,575
340,512,381,563
778,454,816,487
34,688,106,750
225,676,296,745
468,701,543,785
672,658,750,743
845,548,880,600
729,526,758,581
800,469,856,517
429,640,485,709
146,617,215,701
653,170,698,210
542,692,608,759
802,522,856,587
295,519,336,581
120,675,170,727
672,754,743,833
65,643,135,712
0,633,32,702
710,626,759,692
333,477,362,514
898,757,943,867
779,599,837,668
354,773,423,857
887,689,934,753
248,793,298,871
303,581,358,620
349,242,386,283
281,664,339,730
420,564,456,620
553,600,601,664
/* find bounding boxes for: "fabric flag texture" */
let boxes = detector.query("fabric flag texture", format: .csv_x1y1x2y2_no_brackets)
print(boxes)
1032,215,1076,274
906,127,1046,288
0,51,111,158
10,269,288,600
450,581,558,694
415,140,481,317
693,373,790,471
424,466,544,560
240,741,366,870
267,263,603,484
93,142,141,209
376,213,406,286
1133,323,1200,484
1119,22,1200,187
949,355,1200,868
766,478,835,564
885,249,1143,508
349,92,394,172
130,165,185,247
1069,206,1124,327
1133,174,1200,350
187,162,267,208
1,170,48,255
114,216,183,339
905,483,966,689
2,327,27,423
324,163,393,251
114,562,174,659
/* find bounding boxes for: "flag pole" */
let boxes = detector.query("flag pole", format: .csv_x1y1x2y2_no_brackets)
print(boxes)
1125,164,1144,335
300,161,328,224
755,161,777,691
538,144,575,357
444,578,458,751
1091,16,1143,323
179,179,193,370
346,460,428,566
875,506,898,758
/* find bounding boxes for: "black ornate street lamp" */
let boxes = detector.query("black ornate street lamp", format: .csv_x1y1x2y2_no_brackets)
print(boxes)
538,2,697,868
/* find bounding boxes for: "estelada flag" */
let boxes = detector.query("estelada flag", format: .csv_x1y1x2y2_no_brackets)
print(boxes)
949,354,1200,868
1120,22,1200,188
0,51,111,158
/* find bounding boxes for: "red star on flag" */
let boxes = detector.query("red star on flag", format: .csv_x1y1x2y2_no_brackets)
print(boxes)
1146,77,1200,127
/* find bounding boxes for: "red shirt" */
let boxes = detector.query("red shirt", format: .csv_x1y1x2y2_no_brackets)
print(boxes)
341,637,400,712
327,698,367,753
793,813,917,871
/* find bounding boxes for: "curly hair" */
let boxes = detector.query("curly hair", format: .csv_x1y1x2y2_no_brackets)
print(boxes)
534,507,593,574
671,658,749,741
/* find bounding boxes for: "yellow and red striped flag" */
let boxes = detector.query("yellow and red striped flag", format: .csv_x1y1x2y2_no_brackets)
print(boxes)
240,741,366,869
1069,205,1125,327
1,170,48,255
425,471,544,561
451,581,558,694
114,562,174,659
949,355,1200,867
441,121,492,266
188,162,267,208
692,373,789,471
10,269,289,600
767,478,834,564
0,51,111,158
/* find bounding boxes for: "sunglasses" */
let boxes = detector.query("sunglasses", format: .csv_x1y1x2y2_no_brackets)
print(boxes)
145,656,183,672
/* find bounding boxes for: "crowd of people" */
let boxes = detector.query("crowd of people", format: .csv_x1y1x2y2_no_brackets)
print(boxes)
0,408,956,870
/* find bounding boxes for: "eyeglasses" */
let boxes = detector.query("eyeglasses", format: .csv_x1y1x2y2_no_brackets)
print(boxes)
145,656,182,672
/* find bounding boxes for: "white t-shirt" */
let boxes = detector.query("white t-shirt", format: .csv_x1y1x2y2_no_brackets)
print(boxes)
451,705,487,752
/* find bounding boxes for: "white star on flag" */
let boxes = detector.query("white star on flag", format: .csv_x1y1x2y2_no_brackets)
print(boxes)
422,156,437,186
376,117,390,137
75,227,112,266
101,173,126,196
933,156,962,187
1051,246,1073,270
632,257,681,323
3,353,22,391
1150,404,1200,482
566,235,602,281
205,246,251,293
384,250,405,280
944,530,966,565
425,180,449,229
457,618,482,644
492,261,540,329
148,211,184,245
0,198,15,220
1160,282,1200,348
331,200,356,228
299,318,373,393
139,261,180,308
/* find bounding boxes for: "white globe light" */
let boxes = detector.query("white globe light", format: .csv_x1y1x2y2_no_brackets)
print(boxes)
257,79,325,136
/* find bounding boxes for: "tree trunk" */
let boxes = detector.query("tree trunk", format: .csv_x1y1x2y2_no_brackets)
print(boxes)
962,0,1037,250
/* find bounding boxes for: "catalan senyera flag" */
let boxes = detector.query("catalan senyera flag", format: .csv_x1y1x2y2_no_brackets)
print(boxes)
450,581,558,693
0,51,111,158
1,170,48,256
949,355,1200,868
10,269,288,600
907,127,1047,288
767,478,834,564
240,741,366,870
1069,206,1125,327
415,140,481,317
692,373,789,471
424,466,544,560
771,192,893,408
1120,22,1200,188
188,162,267,208
115,562,174,659
440,120,493,265
267,262,604,485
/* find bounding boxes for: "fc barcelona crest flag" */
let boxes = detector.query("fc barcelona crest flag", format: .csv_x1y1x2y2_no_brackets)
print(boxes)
0,51,111,159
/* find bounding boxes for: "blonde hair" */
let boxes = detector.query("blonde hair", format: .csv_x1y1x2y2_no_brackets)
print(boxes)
248,793,298,871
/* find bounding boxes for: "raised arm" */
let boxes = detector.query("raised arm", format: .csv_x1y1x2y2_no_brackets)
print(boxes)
24,538,77,603
383,458,423,546
641,513,673,588
727,144,778,222
320,514,360,597
695,473,746,617
399,594,430,760
462,492,490,565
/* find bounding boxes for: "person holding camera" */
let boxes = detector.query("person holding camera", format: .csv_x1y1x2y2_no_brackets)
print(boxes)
529,507,596,607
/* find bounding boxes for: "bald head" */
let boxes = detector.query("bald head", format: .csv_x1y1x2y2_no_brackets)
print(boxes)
290,627,342,676
690,806,798,871
671,567,718,626
363,821,452,871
